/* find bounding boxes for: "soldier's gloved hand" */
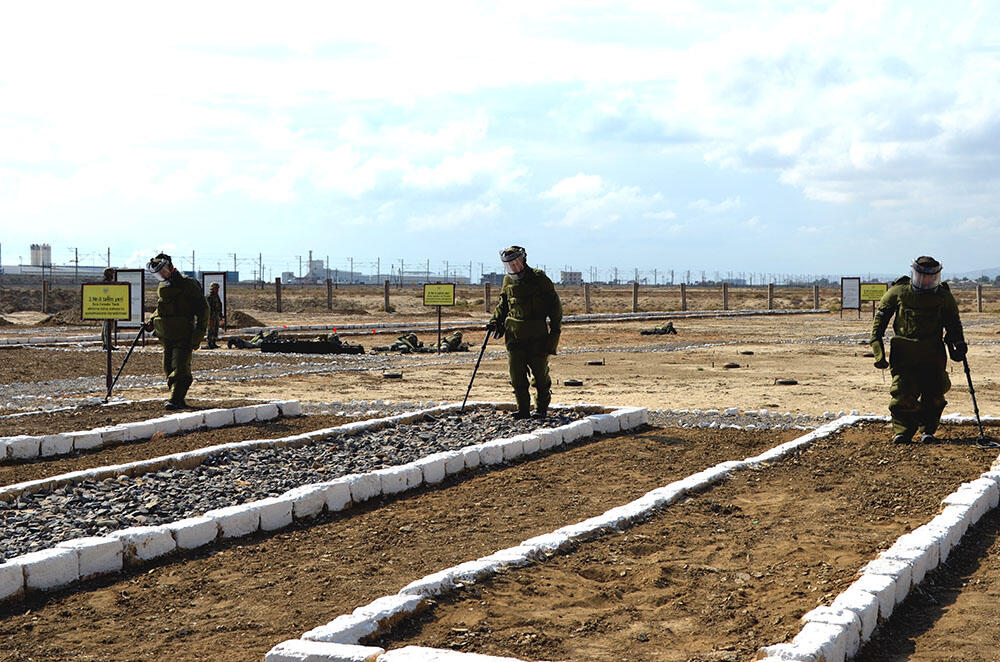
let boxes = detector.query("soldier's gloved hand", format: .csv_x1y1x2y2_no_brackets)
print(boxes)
142,320,154,333
871,340,888,369
948,341,968,362
486,320,504,339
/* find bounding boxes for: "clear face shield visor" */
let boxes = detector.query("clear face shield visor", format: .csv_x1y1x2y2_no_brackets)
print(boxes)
910,265,941,292
503,256,526,276
147,257,173,282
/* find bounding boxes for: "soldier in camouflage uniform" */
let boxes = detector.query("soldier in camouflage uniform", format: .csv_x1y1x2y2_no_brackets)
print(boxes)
144,254,209,409
487,246,562,419
870,256,966,443
206,282,224,349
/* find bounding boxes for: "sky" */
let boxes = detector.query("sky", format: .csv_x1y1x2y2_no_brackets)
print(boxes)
2,1,1000,282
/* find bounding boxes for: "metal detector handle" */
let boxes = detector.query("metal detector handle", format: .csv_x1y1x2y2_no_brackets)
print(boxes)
460,328,492,413
962,356,987,439
105,326,145,402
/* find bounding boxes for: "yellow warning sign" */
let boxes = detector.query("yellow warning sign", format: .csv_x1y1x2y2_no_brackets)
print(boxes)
423,283,455,306
81,283,132,320
860,283,888,302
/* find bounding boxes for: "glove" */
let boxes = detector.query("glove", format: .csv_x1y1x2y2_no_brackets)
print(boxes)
948,341,968,362
871,340,888,370
547,330,560,355
143,319,154,333
486,320,504,339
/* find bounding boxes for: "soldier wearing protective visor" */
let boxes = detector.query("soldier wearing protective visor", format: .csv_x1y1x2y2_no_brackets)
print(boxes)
143,253,210,409
487,246,562,419
870,256,966,443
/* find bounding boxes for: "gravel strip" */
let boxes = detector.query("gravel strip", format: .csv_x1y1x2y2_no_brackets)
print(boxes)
0,407,586,563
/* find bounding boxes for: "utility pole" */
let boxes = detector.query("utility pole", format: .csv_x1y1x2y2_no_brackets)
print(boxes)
400,259,404,287
297,256,301,278
426,259,430,283
191,250,195,276
258,253,263,289
376,257,380,284
70,247,79,281
230,253,237,275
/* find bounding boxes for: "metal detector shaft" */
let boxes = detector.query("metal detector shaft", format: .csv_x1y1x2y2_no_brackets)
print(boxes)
460,329,492,413
105,326,145,402
962,356,987,439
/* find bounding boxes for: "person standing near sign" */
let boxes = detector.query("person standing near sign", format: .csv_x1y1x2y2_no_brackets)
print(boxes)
206,282,224,349
870,256,966,443
487,246,562,419
143,253,209,409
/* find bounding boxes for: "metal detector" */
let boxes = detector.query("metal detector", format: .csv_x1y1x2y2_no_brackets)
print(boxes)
105,326,145,402
460,329,492,413
962,356,998,448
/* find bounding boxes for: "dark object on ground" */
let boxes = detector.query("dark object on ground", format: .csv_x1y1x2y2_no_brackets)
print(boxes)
774,378,798,385
373,331,470,354
640,321,677,335
739,350,754,355
723,362,741,369
261,333,364,355
586,359,605,366
563,378,584,386
383,371,403,379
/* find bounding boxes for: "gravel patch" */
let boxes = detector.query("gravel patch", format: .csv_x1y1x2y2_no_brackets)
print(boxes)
0,407,586,563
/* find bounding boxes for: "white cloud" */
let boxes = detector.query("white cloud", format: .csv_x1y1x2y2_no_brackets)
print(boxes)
542,174,672,229
688,196,742,213
408,200,501,230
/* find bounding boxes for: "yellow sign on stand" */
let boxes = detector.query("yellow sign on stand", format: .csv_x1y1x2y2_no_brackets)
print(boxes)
81,283,132,320
423,283,455,307
860,283,888,301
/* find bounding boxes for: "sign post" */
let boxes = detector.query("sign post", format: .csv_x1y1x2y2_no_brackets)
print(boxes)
81,282,132,390
423,283,456,353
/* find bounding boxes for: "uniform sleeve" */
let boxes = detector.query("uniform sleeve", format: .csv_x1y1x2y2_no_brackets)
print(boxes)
942,290,965,344
490,277,510,326
544,275,562,354
870,288,898,343
190,282,209,336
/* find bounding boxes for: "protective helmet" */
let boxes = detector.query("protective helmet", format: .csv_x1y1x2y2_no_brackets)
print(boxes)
147,253,174,281
910,256,942,293
210,282,220,290
500,246,527,279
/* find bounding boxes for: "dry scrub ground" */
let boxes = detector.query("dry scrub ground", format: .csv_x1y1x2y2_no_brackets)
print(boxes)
2,310,1000,661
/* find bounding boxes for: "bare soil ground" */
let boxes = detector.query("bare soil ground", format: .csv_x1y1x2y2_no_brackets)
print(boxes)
3,306,1000,661
1,423,999,661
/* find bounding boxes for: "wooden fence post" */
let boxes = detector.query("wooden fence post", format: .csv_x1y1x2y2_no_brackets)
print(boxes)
767,283,774,310
485,283,491,313
385,280,391,312
813,285,820,310
327,279,333,310
680,283,687,311
275,277,282,313
585,283,592,313
722,282,729,311
632,281,639,313
42,280,49,314
977,284,983,313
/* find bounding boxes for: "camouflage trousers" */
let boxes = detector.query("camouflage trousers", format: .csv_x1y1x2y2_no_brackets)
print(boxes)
162,342,194,404
889,366,951,437
506,336,551,414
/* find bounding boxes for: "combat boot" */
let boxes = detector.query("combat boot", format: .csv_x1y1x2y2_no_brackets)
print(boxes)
164,399,188,410
510,410,531,420
532,408,548,419
892,433,913,444
920,433,937,444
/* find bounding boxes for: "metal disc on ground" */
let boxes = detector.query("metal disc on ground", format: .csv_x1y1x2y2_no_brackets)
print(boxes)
563,378,584,386
383,371,403,379
586,359,605,366
739,350,754,355
723,362,741,369
775,378,798,385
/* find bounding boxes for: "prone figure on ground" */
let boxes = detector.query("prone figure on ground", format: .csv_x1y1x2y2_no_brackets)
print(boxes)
870,256,966,444
487,245,562,419
144,253,209,410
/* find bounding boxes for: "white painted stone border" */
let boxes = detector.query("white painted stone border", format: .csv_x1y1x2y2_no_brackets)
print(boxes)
0,400,301,465
0,402,637,608
270,414,1000,662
